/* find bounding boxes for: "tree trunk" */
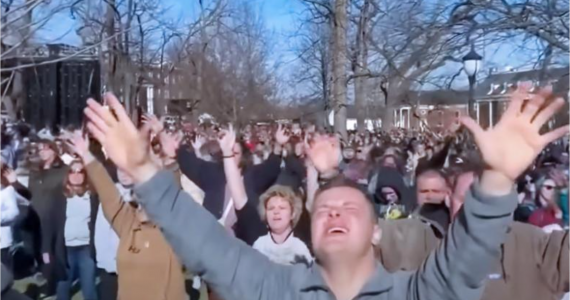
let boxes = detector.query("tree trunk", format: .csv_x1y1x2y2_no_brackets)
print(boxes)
7,0,34,119
332,0,348,138
2,96,16,120
104,0,116,93
381,76,412,130
354,0,370,134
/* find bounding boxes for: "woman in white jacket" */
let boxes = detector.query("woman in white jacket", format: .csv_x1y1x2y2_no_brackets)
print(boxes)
1,165,20,271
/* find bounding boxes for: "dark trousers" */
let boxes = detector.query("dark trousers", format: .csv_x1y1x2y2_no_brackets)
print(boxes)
1,247,13,272
97,268,118,300
55,246,97,300
2,289,33,300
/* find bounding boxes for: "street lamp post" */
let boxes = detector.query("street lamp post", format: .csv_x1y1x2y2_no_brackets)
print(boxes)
462,44,483,119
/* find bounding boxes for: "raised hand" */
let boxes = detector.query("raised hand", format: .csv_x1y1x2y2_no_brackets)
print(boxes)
461,83,568,193
218,125,236,156
305,134,341,176
2,167,17,184
142,113,164,135
192,134,206,151
84,93,158,183
275,124,290,146
66,131,93,163
159,131,183,159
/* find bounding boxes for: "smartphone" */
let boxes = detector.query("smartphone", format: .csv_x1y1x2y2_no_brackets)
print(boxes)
136,107,144,128
81,117,88,136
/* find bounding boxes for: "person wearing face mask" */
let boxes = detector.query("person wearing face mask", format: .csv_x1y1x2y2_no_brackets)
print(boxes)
413,169,452,237
67,134,186,300
377,154,406,176
86,86,567,300
252,185,312,266
379,168,569,300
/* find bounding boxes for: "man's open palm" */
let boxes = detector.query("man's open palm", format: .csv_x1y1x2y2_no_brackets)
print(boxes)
84,93,152,177
306,134,341,174
462,83,568,181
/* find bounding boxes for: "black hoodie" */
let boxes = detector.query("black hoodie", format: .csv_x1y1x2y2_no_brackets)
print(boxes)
369,167,416,218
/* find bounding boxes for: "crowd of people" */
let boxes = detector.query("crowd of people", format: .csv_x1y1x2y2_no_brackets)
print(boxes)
0,83,568,300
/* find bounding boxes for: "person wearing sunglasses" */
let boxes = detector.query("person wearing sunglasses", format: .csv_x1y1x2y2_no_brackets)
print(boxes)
528,175,564,229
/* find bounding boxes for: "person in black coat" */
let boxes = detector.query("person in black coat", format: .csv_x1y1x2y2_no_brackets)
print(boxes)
178,126,286,245
28,139,68,296
276,136,306,192
45,160,98,300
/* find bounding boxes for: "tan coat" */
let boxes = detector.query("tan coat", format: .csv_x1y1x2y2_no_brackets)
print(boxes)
377,219,569,300
86,161,186,300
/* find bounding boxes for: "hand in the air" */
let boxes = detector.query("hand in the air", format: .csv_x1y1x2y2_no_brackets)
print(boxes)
142,114,164,135
305,134,341,175
461,83,568,192
275,125,290,146
66,131,93,163
84,93,157,183
192,135,206,151
159,131,183,159
2,167,17,184
218,125,236,156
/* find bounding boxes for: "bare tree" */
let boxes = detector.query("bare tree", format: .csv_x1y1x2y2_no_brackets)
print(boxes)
331,0,349,137
359,0,473,129
451,0,569,53
167,0,276,126
1,0,92,119
298,0,350,136
350,0,375,133
71,0,226,118
293,22,332,116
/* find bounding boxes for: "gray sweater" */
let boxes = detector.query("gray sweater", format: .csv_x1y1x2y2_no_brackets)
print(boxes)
135,171,518,300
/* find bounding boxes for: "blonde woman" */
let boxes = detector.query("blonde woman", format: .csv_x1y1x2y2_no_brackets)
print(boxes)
252,185,312,266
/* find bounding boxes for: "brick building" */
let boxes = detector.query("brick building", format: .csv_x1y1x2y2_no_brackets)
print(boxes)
392,89,469,131
473,67,569,129
393,66,569,131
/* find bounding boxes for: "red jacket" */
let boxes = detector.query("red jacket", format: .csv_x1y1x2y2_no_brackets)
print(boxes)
529,207,562,228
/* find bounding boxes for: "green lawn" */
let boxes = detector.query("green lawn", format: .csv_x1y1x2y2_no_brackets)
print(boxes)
13,275,86,300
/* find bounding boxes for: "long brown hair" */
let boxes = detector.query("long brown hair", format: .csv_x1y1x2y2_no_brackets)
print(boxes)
63,160,91,197
31,140,64,172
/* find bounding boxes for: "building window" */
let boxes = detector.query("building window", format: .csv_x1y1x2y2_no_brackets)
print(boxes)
146,86,154,115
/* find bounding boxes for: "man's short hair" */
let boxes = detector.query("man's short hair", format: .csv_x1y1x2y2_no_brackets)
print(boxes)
416,169,447,181
314,176,379,222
